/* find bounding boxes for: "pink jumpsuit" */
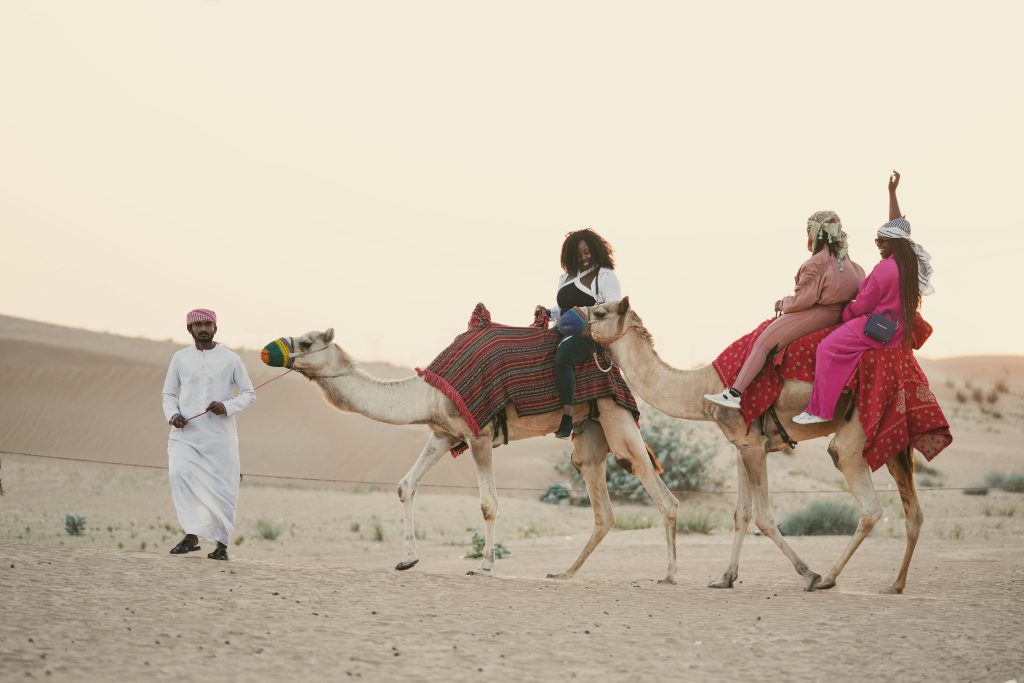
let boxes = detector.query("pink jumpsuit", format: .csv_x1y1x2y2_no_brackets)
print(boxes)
805,256,905,420
733,249,865,392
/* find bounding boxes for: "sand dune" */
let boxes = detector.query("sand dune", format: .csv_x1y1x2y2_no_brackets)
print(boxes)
0,315,568,491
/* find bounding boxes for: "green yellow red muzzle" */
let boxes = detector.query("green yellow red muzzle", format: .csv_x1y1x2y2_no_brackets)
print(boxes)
261,337,294,368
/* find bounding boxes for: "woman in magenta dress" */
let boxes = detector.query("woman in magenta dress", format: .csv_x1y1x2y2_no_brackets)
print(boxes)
792,171,936,425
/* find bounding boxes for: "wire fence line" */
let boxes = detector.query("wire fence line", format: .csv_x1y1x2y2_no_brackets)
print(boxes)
0,447,997,497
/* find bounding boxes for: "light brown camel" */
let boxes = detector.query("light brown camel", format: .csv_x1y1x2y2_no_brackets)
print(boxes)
584,298,925,594
267,328,680,582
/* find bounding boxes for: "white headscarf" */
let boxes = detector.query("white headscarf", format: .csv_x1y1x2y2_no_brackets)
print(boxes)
877,217,935,296
807,211,850,271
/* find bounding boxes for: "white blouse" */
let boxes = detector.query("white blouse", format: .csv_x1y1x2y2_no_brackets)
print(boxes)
548,266,622,321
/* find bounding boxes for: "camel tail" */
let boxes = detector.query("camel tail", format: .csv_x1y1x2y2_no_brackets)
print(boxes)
645,441,665,475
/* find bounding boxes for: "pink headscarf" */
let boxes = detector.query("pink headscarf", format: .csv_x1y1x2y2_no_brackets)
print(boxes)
186,308,217,325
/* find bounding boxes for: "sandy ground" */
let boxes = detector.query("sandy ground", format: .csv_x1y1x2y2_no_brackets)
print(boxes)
2,456,1024,682
3,315,1024,681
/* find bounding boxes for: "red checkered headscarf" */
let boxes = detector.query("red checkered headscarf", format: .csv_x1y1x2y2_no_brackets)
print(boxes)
186,308,217,326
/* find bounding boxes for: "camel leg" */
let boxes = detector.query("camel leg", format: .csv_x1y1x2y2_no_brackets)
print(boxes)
601,404,679,584
882,449,922,594
466,438,499,577
547,426,614,580
709,449,753,588
395,432,457,571
815,432,882,590
742,445,822,591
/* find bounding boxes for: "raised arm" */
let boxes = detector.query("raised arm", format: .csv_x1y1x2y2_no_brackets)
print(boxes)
888,170,902,220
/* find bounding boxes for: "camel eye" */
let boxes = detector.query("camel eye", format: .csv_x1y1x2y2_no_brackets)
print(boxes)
299,340,312,351
594,311,606,320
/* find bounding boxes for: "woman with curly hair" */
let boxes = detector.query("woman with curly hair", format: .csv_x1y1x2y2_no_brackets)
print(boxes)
536,229,621,439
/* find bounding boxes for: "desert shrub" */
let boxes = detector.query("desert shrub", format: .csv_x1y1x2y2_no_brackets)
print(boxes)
914,455,941,477
962,487,990,496
234,535,245,546
615,513,657,530
982,503,1017,518
518,522,554,538
350,521,360,533
371,516,385,542
677,511,716,534
780,500,858,536
985,389,999,404
464,529,510,559
955,390,968,403
546,407,721,506
984,471,1024,493
971,387,984,403
995,379,1009,394
256,519,282,541
64,514,86,536
917,475,943,489
541,482,572,505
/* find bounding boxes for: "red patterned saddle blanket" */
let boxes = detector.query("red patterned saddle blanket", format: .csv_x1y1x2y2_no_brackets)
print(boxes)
417,303,637,455
712,317,952,471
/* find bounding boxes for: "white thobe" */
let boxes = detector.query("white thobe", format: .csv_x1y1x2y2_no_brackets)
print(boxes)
161,344,255,545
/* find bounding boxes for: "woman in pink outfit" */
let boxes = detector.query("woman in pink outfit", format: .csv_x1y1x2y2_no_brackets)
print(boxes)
705,211,866,409
793,171,936,424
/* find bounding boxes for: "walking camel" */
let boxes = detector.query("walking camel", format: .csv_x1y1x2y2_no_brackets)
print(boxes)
584,298,926,594
262,328,680,582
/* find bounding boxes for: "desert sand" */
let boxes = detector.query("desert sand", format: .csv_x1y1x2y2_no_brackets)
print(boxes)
2,315,1023,681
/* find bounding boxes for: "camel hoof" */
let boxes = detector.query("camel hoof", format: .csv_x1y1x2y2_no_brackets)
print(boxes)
708,577,735,589
815,576,837,591
658,576,677,585
466,569,493,577
880,585,903,595
395,559,419,571
803,573,822,592
546,572,572,580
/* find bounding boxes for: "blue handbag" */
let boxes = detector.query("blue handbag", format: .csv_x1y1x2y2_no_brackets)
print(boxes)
864,311,898,344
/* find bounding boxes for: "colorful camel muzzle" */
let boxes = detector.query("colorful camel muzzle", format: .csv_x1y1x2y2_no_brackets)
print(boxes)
261,337,294,367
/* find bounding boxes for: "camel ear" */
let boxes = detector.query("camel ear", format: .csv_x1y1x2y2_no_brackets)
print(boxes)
618,296,630,314
323,328,335,344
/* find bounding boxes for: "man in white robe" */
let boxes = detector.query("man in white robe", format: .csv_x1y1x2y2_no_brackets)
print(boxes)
162,308,255,560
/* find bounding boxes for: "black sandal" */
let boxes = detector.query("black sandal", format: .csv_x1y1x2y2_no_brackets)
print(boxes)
169,537,201,555
207,545,229,561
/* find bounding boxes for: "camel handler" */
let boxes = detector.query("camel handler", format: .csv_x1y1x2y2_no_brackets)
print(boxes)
161,308,255,561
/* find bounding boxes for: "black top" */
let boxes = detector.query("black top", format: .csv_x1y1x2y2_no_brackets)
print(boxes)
556,270,599,316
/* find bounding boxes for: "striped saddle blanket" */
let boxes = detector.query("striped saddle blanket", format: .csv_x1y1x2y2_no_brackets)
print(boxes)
416,303,637,455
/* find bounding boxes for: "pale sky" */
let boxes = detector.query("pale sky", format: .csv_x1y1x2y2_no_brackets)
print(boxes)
2,2,1021,370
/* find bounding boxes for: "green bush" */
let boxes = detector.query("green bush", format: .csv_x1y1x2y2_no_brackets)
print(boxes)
677,511,716,534
780,500,858,536
464,529,510,559
256,519,282,541
984,471,1024,493
615,513,657,530
64,514,86,536
545,406,721,506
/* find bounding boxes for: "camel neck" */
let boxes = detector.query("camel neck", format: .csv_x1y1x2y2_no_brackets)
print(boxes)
607,334,721,421
313,362,434,425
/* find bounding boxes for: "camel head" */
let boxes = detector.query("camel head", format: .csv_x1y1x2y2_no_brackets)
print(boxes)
585,297,641,346
261,329,345,375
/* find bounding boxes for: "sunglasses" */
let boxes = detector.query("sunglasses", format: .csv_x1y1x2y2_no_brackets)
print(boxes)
874,237,890,246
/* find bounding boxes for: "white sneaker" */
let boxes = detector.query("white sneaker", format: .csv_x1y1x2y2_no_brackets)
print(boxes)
705,389,742,409
792,411,827,425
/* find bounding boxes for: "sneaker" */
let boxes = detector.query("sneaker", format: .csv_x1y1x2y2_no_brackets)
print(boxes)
792,411,828,425
705,388,742,409
554,414,573,439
